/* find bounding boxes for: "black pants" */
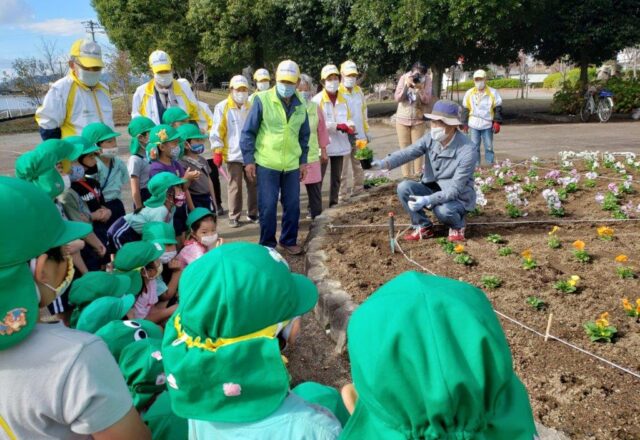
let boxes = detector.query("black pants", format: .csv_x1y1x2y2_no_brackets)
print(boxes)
191,193,215,211
104,198,125,229
305,182,323,219
321,156,344,207
206,159,223,209
107,216,142,254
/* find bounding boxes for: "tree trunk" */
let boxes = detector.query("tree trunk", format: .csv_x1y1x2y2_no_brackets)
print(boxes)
431,65,444,100
579,55,589,92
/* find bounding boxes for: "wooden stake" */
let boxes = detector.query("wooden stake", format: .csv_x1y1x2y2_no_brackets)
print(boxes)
544,313,554,342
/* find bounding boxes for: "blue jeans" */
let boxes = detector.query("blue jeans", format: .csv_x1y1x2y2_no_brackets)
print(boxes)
257,165,300,248
397,180,467,229
469,127,494,165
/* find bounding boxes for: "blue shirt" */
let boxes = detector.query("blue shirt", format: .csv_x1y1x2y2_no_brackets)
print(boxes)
188,393,341,440
95,157,128,202
240,91,311,167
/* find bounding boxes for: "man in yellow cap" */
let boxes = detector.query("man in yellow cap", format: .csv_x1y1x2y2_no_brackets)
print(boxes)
35,39,113,140
131,50,204,127
240,60,310,255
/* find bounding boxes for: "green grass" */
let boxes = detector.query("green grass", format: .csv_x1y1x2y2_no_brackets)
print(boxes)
0,116,38,135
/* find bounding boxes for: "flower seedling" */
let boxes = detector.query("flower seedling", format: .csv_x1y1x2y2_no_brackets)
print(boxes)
521,249,537,270
554,275,580,294
572,240,591,263
526,296,546,310
596,226,614,241
436,237,456,255
622,298,640,322
584,171,597,188
481,275,502,289
584,312,617,343
486,234,506,244
548,226,561,249
453,244,474,266
542,189,564,217
498,246,513,257
614,255,635,279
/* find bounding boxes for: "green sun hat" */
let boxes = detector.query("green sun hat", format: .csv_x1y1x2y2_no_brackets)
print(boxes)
76,294,135,334
15,151,64,199
292,382,350,427
144,172,186,208
128,116,156,155
177,123,207,141
35,138,83,163
161,107,190,125
0,177,91,350
186,207,215,229
161,242,318,422
148,124,182,146
82,122,121,146
63,135,101,156
142,222,177,245
340,272,537,440
113,241,165,294
119,338,166,410
68,271,133,327
95,319,163,362
143,391,188,440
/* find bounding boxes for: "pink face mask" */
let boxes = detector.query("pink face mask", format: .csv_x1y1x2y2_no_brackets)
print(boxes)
174,191,186,207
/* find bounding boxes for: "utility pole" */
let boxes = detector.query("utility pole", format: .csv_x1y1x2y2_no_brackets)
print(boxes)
82,20,104,42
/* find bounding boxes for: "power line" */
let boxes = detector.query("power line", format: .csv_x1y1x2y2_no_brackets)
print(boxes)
82,20,105,42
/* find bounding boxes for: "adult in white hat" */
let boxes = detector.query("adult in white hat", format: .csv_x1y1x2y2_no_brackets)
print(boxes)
240,60,310,255
210,74,257,228
131,50,204,127
249,68,271,102
36,39,113,140
461,69,503,165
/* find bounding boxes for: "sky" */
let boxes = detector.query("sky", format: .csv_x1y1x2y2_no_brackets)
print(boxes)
0,0,113,76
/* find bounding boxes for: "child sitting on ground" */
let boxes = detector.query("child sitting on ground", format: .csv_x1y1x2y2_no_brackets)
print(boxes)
127,116,156,209
143,222,182,306
177,123,218,211
177,207,222,267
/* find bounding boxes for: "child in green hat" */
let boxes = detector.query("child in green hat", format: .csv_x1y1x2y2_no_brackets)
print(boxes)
162,242,341,439
68,271,133,327
162,107,190,127
76,294,136,333
177,123,218,212
127,116,156,210
95,318,163,362
177,207,222,267
107,172,186,253
118,338,167,411
339,272,537,439
82,122,127,224
142,222,181,306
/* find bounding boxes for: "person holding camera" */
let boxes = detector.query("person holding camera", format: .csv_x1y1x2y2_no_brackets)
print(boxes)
394,62,434,178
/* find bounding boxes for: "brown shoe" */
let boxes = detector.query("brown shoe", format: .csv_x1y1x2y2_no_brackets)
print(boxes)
280,244,304,255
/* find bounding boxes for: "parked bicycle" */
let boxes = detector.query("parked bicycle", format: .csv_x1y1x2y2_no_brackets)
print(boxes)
580,87,614,123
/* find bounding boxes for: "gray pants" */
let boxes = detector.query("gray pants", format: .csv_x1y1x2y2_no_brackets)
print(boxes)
397,179,467,229
227,162,258,220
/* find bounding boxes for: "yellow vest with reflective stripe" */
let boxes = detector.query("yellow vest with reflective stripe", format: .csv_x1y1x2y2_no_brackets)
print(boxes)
218,96,251,161
255,88,307,172
306,100,320,163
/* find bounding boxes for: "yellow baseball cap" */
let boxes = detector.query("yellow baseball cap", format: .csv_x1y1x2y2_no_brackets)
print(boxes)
230,75,249,90
276,60,300,83
321,64,340,80
340,60,358,76
253,68,270,82
149,50,172,74
70,39,103,68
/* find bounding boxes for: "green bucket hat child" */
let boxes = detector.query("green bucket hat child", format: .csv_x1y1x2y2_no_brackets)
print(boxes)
144,171,186,209
95,318,163,362
75,294,136,334
128,116,156,155
142,221,177,246
161,242,318,422
82,122,121,147
340,272,537,440
143,391,188,440
68,271,132,328
186,207,215,230
0,177,91,350
177,123,207,143
162,107,190,126
119,338,166,410
146,124,183,161
113,241,165,295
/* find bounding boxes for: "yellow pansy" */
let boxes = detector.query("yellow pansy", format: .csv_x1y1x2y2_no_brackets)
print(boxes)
597,226,614,238
521,249,532,259
549,226,560,236
595,312,609,329
454,244,465,254
615,254,628,263
622,298,632,312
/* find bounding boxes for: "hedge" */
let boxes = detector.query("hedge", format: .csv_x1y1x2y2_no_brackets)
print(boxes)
550,77,640,114
448,78,522,91
543,67,597,89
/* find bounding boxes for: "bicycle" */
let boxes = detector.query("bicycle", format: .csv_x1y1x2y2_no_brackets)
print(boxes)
580,88,614,123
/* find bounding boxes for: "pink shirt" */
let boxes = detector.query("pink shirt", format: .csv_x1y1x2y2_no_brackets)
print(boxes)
177,240,207,267
133,279,159,319
394,72,433,126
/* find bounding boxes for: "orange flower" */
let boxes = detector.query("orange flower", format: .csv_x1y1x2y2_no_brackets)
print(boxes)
572,240,585,251
622,298,632,312
454,244,465,254
597,226,614,238
595,312,609,329
521,249,532,259
615,254,628,263
355,139,368,150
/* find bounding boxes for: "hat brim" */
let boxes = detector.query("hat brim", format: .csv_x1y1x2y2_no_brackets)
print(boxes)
150,237,178,246
98,132,122,143
423,113,462,126
276,74,299,83
67,143,86,161
77,56,104,69
341,68,359,76
290,274,319,318
183,133,208,141
0,264,39,350
254,75,270,82
113,273,133,296
50,220,92,248
119,270,143,295
152,64,172,74
118,294,136,317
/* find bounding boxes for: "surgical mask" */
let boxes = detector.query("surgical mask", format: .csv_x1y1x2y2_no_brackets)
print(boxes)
232,91,248,105
343,77,357,88
101,148,118,158
256,81,270,91
69,165,85,182
155,73,174,88
324,80,339,93
77,67,101,87
189,143,205,154
159,251,177,264
474,80,485,89
431,126,448,143
34,256,74,321
199,233,219,248
174,191,186,207
276,82,296,98
299,91,312,101
61,174,71,190
170,146,181,158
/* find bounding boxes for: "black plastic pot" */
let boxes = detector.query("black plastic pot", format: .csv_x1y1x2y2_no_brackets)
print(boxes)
360,158,372,169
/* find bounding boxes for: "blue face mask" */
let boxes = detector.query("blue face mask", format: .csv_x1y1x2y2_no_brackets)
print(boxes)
189,143,205,154
276,82,296,98
69,165,85,182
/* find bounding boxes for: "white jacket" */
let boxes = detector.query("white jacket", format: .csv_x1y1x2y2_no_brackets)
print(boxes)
462,86,502,130
312,90,351,157
35,72,114,137
209,96,251,163
131,79,204,126
339,84,368,140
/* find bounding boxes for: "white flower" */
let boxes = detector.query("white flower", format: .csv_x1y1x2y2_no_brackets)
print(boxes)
585,171,598,180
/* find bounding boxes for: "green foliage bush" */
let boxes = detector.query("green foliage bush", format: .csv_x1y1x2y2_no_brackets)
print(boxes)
448,78,522,91
543,68,597,88
550,77,640,115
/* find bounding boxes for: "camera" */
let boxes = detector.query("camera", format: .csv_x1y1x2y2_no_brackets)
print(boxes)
411,73,423,83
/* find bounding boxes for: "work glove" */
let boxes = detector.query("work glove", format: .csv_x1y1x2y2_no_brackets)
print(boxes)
336,123,355,135
370,160,385,170
408,195,431,212
213,150,224,167
462,125,469,134
492,122,501,134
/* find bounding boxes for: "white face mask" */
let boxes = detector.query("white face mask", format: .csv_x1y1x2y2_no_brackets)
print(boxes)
76,67,101,87
343,77,357,88
199,233,219,248
299,91,312,101
474,80,485,90
101,148,118,159
155,73,174,88
159,250,177,264
61,174,71,191
256,81,270,91
232,91,248,105
431,126,448,143
324,80,339,93
170,146,181,158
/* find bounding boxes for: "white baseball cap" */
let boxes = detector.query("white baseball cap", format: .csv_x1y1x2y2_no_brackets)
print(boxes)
70,39,103,68
148,50,172,73
340,60,358,76
230,75,249,90
321,64,340,80
276,60,300,83
253,68,270,82
473,69,487,79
